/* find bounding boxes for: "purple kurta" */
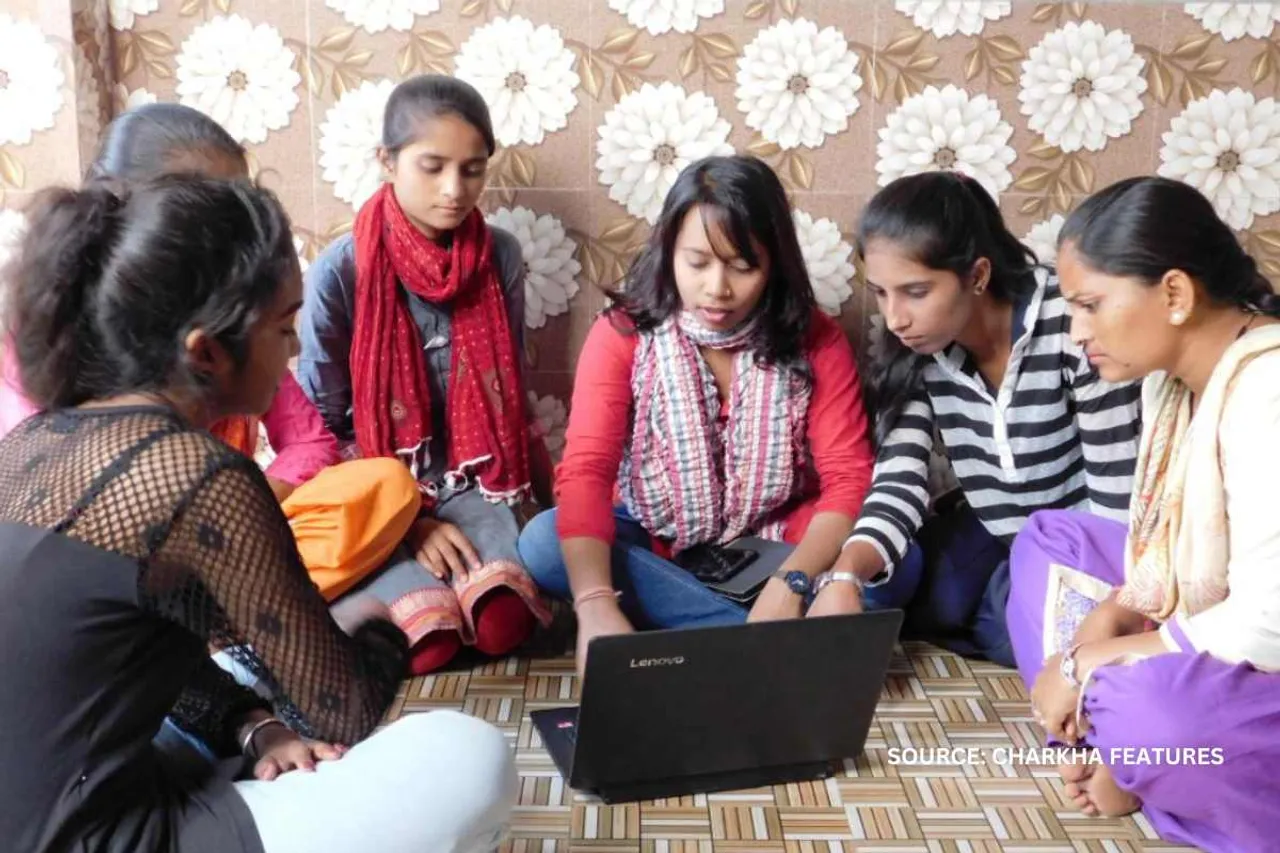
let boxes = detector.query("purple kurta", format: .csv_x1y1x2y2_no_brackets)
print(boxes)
1006,510,1280,853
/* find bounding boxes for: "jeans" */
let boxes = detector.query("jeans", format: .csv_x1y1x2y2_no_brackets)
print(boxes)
862,501,1014,666
517,507,749,629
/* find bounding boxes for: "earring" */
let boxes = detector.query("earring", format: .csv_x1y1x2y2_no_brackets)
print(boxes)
1170,311,1187,326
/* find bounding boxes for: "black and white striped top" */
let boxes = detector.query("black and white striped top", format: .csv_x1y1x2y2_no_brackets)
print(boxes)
849,268,1142,574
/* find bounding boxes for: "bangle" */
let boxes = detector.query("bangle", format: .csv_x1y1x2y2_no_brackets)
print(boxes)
1059,643,1083,688
240,717,288,759
573,587,620,611
814,571,866,595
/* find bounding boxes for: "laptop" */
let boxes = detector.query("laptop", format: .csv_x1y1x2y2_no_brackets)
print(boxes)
530,610,904,804
700,536,797,603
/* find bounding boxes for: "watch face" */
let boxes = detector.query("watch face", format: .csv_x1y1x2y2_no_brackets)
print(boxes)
784,570,810,595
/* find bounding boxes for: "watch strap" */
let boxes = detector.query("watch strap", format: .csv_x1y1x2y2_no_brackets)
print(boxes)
772,569,811,595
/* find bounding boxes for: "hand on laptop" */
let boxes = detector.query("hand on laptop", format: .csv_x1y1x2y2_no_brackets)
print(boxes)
747,578,804,622
575,597,634,679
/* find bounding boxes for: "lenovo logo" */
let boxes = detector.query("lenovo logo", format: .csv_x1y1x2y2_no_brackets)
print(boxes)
630,656,686,668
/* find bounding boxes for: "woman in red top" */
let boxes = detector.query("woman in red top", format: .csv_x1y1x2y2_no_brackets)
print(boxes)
518,155,876,666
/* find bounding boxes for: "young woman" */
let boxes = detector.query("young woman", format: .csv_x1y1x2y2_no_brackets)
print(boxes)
517,155,876,666
0,103,419,603
300,75,553,675
0,176,515,853
830,172,1143,665
1007,177,1280,852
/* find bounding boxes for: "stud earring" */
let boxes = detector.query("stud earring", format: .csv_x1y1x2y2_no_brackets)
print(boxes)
1170,311,1187,326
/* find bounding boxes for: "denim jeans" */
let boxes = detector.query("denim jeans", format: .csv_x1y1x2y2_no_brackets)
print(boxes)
862,502,1014,666
517,507,750,629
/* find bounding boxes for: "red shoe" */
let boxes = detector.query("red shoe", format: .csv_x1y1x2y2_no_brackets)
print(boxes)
409,630,462,675
472,589,536,657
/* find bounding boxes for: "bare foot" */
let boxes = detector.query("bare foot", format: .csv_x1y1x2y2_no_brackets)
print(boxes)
1083,761,1141,817
1058,761,1096,815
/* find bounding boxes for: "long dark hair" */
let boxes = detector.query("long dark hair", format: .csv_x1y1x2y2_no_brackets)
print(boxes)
608,155,817,376
3,176,296,410
1059,176,1280,318
88,102,245,181
857,171,1038,443
383,74,496,158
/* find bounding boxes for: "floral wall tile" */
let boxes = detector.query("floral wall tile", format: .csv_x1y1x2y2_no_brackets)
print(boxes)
5,0,1280,418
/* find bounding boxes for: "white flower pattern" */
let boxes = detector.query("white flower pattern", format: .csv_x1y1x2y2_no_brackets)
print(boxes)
1158,88,1280,230
0,14,66,147
1023,214,1066,267
487,206,581,329
735,18,863,151
1019,21,1147,153
108,0,159,31
112,84,157,115
527,392,569,460
453,17,579,148
1184,3,1280,41
607,0,724,35
48,4,1276,523
875,84,1016,200
325,0,441,34
894,1,1011,38
595,82,735,224
793,210,855,317
319,79,394,210
0,208,26,276
175,15,301,145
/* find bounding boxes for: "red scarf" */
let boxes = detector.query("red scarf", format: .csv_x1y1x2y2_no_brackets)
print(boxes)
350,184,529,506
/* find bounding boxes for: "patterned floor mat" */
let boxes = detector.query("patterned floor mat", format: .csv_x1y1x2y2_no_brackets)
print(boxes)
383,638,1198,852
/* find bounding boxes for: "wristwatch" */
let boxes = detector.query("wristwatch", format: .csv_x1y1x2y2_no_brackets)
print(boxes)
813,571,866,595
773,569,813,596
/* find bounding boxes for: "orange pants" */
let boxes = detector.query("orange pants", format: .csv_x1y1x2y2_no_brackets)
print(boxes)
282,458,421,601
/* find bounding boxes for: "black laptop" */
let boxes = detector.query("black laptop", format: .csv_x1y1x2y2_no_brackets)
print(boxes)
530,610,904,804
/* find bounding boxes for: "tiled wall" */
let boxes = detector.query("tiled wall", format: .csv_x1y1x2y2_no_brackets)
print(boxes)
3,1,1280,453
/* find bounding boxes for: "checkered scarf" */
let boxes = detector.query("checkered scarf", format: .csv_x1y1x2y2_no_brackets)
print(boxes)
620,311,811,554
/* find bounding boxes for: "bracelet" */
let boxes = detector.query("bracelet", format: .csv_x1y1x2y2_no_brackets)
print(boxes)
240,717,288,759
814,571,866,595
1059,643,1083,688
573,587,621,611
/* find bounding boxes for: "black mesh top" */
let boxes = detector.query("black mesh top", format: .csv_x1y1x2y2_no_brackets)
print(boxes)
0,405,408,853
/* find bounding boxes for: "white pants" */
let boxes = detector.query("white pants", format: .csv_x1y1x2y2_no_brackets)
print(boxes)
234,711,517,853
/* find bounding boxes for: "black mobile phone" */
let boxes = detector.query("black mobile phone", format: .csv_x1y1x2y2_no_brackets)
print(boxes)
673,545,759,584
